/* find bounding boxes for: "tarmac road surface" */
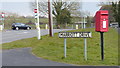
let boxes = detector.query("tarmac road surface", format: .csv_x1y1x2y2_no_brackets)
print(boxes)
1,29,73,43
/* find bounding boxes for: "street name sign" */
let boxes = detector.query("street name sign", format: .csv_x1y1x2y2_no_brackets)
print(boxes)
59,32,92,38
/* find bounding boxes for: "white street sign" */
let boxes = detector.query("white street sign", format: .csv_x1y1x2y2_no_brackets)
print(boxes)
59,32,92,38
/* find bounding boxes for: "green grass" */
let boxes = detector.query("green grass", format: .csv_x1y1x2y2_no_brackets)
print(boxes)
2,28,118,65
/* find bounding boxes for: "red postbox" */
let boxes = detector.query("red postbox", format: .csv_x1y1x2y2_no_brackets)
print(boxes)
95,10,109,32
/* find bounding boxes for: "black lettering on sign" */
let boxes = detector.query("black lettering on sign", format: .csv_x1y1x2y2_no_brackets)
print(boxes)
59,32,92,38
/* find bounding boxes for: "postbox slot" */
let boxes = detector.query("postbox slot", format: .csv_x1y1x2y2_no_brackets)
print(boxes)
101,14,108,19
101,14,108,15
101,14,108,16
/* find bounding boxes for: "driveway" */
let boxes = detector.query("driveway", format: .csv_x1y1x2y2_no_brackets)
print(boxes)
2,48,72,66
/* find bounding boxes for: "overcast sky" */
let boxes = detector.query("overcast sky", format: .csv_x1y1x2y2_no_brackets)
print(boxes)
1,2,101,17
2,2,33,16
1,0,118,16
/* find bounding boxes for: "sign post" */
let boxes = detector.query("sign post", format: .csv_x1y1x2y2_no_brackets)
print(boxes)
64,38,67,58
76,24,78,29
0,12,5,30
37,0,41,40
95,10,109,60
34,0,41,40
83,17,87,61
45,24,48,29
84,38,87,60
72,24,73,29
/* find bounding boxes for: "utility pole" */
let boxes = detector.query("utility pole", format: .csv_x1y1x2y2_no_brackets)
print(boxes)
36,0,41,40
48,0,53,37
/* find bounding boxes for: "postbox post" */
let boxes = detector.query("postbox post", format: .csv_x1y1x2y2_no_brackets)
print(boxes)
100,32,104,60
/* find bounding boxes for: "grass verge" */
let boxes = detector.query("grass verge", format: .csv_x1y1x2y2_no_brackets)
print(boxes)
2,28,118,65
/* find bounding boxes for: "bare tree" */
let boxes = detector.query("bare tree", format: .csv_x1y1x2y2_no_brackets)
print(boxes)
30,0,81,17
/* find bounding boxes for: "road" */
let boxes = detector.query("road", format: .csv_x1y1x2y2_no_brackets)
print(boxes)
1,29,73,66
1,29,72,44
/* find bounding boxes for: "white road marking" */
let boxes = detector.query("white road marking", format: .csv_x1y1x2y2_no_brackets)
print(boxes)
23,32,28,33
18,32,28,34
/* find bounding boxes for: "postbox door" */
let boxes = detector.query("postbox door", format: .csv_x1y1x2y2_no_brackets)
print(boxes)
100,14,108,32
